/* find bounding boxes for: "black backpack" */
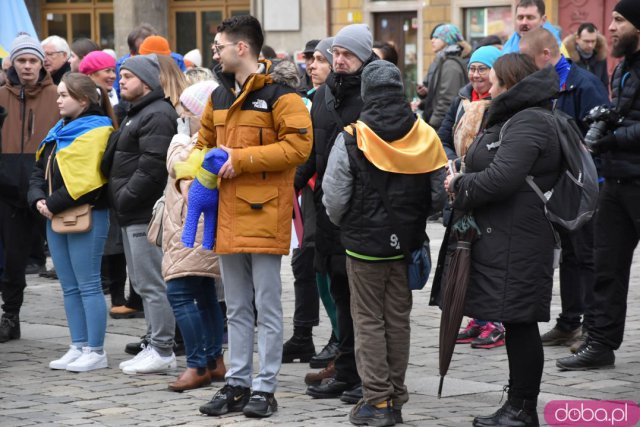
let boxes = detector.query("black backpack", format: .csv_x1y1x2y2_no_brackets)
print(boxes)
519,107,599,232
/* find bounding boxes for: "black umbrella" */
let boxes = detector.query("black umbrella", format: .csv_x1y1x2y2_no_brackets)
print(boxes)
437,214,481,398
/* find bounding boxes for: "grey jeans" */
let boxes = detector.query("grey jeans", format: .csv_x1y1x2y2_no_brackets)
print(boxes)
122,224,175,354
220,253,283,393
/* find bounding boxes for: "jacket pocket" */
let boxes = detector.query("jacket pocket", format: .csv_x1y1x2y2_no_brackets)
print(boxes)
235,185,279,238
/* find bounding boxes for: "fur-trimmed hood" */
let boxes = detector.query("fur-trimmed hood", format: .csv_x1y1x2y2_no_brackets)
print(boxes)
563,33,609,62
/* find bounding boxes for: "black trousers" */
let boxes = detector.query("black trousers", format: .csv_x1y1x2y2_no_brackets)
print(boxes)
291,246,319,328
556,219,595,332
587,180,640,350
0,199,40,314
504,322,543,400
327,253,360,384
102,253,127,307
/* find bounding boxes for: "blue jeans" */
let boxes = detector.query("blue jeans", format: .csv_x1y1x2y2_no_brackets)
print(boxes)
46,209,109,349
166,276,224,368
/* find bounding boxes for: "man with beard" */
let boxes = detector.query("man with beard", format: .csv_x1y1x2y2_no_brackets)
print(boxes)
298,24,376,403
102,54,179,374
556,0,640,371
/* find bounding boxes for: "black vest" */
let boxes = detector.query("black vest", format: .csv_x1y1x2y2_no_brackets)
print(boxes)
340,133,432,258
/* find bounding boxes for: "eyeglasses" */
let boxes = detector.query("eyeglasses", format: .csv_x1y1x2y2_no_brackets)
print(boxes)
469,66,489,75
212,42,238,54
44,51,65,58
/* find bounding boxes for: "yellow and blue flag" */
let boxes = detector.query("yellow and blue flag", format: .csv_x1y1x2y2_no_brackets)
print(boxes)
37,115,114,200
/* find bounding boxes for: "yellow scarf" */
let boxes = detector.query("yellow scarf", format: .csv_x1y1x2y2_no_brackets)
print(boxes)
349,118,447,174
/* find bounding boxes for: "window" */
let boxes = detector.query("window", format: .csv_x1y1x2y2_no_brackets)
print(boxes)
169,0,251,70
42,0,114,49
464,6,512,45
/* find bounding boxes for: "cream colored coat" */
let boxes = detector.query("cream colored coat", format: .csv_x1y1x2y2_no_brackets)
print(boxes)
161,133,220,282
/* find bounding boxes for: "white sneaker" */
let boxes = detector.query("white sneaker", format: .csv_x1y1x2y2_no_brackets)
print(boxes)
66,347,108,372
122,347,176,375
49,345,83,370
119,345,151,370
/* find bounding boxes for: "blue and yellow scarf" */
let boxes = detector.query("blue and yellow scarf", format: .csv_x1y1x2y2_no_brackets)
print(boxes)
37,115,113,200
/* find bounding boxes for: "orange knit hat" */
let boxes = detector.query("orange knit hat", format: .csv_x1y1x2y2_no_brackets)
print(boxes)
139,35,171,56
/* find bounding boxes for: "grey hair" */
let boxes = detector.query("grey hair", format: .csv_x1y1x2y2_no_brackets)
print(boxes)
41,35,71,57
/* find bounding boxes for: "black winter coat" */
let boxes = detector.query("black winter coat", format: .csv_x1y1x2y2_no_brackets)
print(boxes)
101,87,178,226
296,66,370,258
600,51,640,179
450,67,562,323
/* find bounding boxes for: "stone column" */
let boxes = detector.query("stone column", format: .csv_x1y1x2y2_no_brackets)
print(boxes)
113,0,168,57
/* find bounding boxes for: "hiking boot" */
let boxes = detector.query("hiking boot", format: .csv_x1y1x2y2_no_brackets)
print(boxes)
208,353,227,382
304,359,336,385
556,341,615,371
282,333,315,363
570,330,588,353
457,319,482,344
341,384,363,404
349,399,396,427
110,305,144,319
473,397,539,427
243,391,278,418
168,367,211,392
541,325,581,346
310,333,339,368
471,323,505,349
0,313,20,343
199,384,251,416
306,377,359,399
392,406,403,424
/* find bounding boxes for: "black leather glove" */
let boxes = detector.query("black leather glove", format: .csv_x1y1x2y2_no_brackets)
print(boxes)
589,133,617,154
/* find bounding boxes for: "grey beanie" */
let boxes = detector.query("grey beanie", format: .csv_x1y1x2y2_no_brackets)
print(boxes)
10,33,45,63
332,24,373,63
315,37,334,65
121,54,161,90
361,60,404,102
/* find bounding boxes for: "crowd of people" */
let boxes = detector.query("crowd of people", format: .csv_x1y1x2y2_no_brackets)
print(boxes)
0,0,639,426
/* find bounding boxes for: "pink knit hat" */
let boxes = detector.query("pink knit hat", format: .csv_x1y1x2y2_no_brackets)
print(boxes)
79,51,116,75
180,81,219,117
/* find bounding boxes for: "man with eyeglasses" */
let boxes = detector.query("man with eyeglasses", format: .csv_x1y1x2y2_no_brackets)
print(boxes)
297,23,377,405
191,15,312,419
520,27,609,356
41,35,71,85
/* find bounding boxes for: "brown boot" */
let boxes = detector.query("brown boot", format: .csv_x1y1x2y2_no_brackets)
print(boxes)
304,360,336,386
208,354,227,382
168,367,211,392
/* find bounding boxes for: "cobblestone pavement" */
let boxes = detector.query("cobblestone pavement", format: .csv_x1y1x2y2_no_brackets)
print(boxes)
1,223,639,426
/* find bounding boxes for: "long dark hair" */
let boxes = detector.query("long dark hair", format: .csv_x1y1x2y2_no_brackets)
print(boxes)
61,72,118,129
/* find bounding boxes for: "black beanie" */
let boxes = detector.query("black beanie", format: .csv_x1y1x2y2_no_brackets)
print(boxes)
615,0,640,30
361,60,404,103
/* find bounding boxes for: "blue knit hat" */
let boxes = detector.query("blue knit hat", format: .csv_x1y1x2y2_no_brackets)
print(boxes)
432,24,464,46
468,46,502,70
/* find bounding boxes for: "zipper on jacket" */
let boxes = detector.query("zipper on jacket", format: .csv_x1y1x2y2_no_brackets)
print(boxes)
259,128,266,179
20,86,26,154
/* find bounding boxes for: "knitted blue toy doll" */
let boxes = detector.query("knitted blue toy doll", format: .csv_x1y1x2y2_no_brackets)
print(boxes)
181,148,229,250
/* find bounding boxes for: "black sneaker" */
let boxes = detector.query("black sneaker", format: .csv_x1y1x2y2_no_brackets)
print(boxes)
242,391,278,418
0,313,20,343
556,341,615,371
125,336,149,355
310,334,339,368
199,384,251,416
349,399,395,427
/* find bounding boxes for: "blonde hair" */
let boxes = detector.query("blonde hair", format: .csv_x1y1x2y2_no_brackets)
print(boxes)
157,55,188,109
185,66,215,84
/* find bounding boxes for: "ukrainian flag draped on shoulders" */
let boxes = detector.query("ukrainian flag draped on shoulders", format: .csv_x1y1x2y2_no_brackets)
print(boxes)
37,115,113,200
348,117,447,174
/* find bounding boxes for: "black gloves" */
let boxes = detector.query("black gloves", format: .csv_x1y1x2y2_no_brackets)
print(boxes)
589,133,617,154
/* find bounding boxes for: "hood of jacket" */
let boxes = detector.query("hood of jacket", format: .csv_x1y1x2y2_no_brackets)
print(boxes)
485,66,559,127
563,33,609,62
441,41,473,60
